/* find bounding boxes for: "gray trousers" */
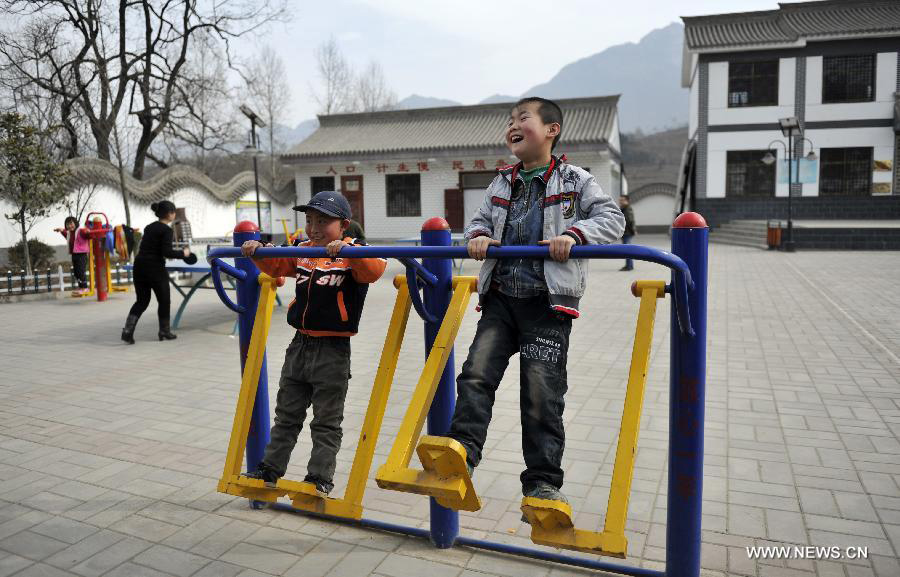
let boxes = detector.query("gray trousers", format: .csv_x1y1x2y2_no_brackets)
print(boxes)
261,332,351,492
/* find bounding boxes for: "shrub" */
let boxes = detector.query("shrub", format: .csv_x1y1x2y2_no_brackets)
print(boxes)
6,238,56,271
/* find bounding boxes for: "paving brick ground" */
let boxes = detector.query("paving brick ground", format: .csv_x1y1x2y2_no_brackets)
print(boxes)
1,234,898,577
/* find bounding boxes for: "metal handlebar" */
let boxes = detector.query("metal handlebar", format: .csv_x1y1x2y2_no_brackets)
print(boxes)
397,257,439,323
210,258,248,314
207,244,696,336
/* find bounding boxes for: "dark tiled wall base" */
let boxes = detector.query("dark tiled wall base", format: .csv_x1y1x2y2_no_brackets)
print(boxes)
792,228,900,250
695,197,900,228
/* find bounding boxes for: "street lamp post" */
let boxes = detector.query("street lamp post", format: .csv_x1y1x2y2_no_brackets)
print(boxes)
240,104,267,239
761,117,816,252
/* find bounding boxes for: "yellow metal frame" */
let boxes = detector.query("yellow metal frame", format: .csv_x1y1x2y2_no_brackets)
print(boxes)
521,280,666,558
107,253,128,293
375,276,482,512
278,218,304,243
217,274,414,519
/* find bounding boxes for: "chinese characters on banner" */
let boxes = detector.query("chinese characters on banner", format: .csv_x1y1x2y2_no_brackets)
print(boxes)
329,160,511,175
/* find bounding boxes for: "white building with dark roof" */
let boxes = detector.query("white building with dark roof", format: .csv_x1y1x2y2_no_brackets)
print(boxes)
679,0,900,245
283,96,624,239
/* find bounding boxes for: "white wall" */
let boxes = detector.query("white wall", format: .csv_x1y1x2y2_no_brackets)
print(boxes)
708,58,796,126
0,184,293,251
798,127,897,196
291,150,614,239
707,130,787,198
805,52,898,122
706,126,896,198
632,193,676,227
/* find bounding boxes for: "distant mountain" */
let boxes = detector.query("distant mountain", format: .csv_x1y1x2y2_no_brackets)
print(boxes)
278,23,687,147
622,125,688,190
524,23,687,133
275,119,319,150
479,94,517,104
397,94,462,109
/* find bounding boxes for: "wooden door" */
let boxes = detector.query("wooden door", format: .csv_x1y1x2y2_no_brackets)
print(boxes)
341,175,364,228
444,188,464,231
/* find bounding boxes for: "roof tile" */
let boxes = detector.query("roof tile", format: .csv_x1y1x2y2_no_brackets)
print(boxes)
285,96,619,158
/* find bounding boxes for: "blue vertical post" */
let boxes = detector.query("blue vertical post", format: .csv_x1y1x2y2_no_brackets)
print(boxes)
421,217,459,548
666,212,709,577
233,221,271,503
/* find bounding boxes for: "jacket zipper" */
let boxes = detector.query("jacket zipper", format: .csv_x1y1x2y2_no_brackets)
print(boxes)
300,258,316,329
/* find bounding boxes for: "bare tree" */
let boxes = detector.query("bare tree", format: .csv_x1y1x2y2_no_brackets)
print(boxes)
156,31,240,174
62,182,100,223
351,61,397,113
245,44,290,190
0,0,288,179
312,37,352,115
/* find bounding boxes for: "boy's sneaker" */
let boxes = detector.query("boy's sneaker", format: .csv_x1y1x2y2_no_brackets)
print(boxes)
304,475,331,498
243,463,279,488
313,481,330,498
521,481,568,523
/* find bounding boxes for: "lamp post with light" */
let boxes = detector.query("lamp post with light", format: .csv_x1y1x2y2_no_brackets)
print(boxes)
761,117,816,252
240,104,267,240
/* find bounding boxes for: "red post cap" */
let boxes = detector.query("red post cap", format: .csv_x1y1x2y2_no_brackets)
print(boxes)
422,217,450,231
234,220,260,233
672,212,708,228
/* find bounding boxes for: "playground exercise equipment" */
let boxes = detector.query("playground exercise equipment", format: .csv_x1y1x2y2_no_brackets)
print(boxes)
277,218,304,244
207,213,708,577
73,212,128,301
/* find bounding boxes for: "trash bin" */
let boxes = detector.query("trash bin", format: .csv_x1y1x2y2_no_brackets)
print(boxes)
766,220,782,250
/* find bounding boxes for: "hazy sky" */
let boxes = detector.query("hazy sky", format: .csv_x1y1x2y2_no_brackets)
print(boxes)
244,0,804,126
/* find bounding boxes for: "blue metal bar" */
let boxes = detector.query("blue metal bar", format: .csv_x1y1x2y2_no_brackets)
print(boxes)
396,256,438,286
210,257,248,281
406,271,437,324
207,244,695,336
208,244,692,286
666,215,709,577
210,260,245,315
231,226,271,503
421,221,458,548
268,503,664,577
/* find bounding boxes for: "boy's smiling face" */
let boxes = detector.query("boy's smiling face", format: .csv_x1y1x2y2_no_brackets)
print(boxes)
506,101,559,165
305,209,348,247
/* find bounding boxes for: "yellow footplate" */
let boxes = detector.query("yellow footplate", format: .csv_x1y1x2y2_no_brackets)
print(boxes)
376,435,482,512
521,496,628,558
520,497,574,529
219,475,362,518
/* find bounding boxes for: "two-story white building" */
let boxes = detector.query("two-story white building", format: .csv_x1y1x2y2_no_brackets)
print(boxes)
282,96,624,239
680,0,900,230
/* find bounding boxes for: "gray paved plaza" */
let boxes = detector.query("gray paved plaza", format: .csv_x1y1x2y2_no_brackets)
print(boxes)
1,235,899,577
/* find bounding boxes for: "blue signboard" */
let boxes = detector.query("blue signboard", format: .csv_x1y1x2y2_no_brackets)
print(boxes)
778,158,818,184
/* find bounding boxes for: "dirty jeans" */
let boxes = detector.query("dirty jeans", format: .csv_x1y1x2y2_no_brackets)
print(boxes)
261,332,351,493
448,290,571,491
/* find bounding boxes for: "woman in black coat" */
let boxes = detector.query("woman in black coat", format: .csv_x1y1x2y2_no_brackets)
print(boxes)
121,200,193,344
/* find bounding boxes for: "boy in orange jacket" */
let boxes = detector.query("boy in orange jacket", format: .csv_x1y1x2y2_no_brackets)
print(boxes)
240,191,386,495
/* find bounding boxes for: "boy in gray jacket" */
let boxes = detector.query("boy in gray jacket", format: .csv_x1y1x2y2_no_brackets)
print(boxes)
446,97,624,507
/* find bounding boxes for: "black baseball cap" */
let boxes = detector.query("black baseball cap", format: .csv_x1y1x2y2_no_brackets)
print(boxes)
293,191,352,220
